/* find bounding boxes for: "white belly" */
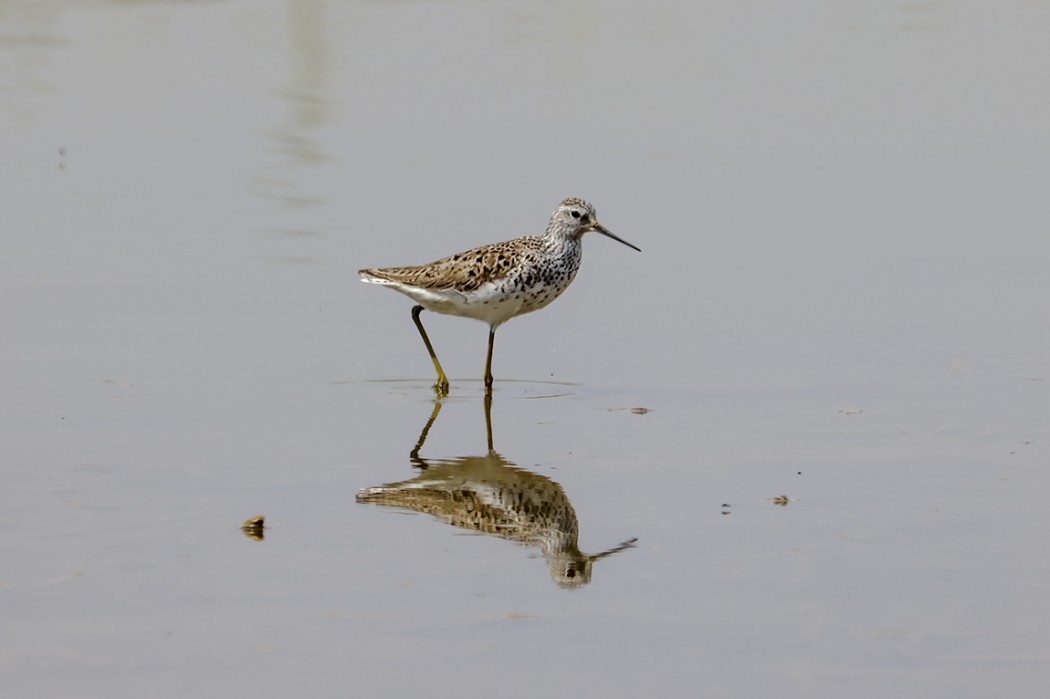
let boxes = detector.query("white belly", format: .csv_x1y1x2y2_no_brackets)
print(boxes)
367,276,574,327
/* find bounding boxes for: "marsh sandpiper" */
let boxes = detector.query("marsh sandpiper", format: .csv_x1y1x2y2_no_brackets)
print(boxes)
358,197,640,395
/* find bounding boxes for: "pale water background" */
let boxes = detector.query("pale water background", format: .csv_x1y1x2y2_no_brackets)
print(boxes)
2,1,1048,697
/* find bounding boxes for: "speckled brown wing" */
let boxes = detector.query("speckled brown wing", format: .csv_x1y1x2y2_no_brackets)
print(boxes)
359,236,547,293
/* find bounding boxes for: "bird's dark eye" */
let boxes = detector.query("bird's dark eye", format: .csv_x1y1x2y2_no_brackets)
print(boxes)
570,210,581,219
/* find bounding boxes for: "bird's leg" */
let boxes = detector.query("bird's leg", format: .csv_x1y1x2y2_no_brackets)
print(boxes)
411,305,449,396
484,325,496,392
483,390,494,452
409,399,443,469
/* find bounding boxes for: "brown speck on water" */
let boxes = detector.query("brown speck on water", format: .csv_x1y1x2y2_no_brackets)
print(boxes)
503,613,534,621
241,515,266,541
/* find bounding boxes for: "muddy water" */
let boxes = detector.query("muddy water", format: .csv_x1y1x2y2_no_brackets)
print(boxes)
2,1,1047,697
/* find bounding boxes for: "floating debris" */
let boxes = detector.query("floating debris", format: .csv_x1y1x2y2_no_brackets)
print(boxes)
241,515,265,541
769,495,791,506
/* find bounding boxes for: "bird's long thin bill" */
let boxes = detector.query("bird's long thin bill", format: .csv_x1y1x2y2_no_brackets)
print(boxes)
593,224,641,252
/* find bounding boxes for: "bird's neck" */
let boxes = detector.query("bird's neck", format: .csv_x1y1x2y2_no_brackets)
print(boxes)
541,228,582,250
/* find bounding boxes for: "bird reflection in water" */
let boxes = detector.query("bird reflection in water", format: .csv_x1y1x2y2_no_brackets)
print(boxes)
356,394,637,588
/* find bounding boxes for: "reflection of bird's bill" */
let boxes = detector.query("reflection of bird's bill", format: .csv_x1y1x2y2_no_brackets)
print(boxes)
590,537,638,561
591,224,641,252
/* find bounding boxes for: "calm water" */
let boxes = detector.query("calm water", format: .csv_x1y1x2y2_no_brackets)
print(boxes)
2,1,1048,697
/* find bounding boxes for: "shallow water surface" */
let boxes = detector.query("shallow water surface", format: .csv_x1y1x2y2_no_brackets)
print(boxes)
2,1,1048,697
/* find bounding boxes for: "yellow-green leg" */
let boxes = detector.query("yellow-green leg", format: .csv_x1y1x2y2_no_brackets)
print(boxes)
484,325,496,392
411,305,449,396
